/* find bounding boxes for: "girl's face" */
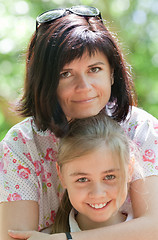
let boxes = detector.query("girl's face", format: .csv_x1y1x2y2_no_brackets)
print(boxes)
57,144,129,230
57,51,113,120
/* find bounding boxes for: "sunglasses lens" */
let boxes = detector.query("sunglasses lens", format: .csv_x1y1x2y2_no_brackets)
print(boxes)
36,6,101,28
70,5,99,16
37,9,65,23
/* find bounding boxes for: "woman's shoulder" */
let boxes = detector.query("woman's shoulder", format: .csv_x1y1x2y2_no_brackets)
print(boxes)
121,106,158,182
121,106,158,141
127,106,157,123
2,117,58,142
122,106,158,129
0,117,59,158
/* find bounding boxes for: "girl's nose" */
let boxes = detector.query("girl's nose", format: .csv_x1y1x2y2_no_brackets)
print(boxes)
89,183,107,199
75,75,92,92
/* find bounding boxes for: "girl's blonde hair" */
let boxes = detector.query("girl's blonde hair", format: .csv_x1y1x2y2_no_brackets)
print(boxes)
52,112,131,233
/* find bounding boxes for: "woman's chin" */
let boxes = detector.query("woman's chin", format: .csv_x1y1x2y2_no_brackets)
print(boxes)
69,109,104,120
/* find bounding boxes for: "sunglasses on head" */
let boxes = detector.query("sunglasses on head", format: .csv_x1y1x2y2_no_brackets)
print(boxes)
36,5,102,31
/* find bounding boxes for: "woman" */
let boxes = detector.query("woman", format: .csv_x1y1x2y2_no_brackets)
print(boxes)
0,5,158,240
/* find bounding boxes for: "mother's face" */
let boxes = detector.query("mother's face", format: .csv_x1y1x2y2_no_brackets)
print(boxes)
57,51,113,120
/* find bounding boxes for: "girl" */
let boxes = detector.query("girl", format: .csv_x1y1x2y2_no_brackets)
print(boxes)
53,113,136,234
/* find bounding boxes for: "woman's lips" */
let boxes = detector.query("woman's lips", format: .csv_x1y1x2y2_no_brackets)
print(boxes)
72,97,97,103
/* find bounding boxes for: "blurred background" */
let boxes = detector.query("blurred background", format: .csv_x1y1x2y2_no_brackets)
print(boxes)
0,0,158,141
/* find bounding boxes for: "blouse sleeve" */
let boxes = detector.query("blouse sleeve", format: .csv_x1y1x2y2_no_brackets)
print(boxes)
124,107,158,181
0,122,39,203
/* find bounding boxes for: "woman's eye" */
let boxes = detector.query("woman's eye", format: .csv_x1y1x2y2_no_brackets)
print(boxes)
60,71,71,78
89,67,101,73
77,177,88,183
104,175,116,181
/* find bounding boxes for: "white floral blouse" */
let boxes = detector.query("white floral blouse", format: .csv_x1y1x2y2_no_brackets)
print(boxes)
0,106,158,231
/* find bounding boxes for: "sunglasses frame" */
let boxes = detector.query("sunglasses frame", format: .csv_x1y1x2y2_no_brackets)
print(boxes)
36,5,102,30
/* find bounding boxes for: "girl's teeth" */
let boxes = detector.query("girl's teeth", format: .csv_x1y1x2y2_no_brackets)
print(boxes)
89,203,107,209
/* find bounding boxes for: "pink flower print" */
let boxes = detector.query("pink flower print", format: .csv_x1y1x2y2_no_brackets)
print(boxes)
12,131,18,140
34,161,43,176
45,148,57,161
47,183,52,187
143,149,156,164
18,131,26,144
4,181,10,190
47,172,52,179
0,150,9,173
17,165,31,179
46,222,49,227
52,135,58,143
23,153,33,163
42,172,47,182
135,141,141,147
4,150,9,157
5,185,9,190
50,210,56,223
12,193,22,200
154,123,158,134
7,194,12,201
12,130,27,143
41,172,52,184
0,162,4,172
7,193,22,201
41,159,44,164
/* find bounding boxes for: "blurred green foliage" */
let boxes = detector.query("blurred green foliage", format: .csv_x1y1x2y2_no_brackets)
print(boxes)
0,0,158,141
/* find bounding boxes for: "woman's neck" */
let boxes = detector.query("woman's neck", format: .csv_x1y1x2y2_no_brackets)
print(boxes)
76,211,127,231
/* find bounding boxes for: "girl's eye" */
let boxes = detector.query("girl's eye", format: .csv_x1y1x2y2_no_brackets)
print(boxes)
60,71,72,78
104,175,116,181
77,177,88,183
89,67,101,73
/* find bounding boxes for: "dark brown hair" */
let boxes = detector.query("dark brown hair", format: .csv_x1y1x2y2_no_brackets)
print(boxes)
17,13,137,137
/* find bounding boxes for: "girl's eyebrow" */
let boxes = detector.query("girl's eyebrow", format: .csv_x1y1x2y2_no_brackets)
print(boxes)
69,172,89,177
69,169,120,177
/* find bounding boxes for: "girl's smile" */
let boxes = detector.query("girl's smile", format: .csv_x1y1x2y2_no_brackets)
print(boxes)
88,200,111,210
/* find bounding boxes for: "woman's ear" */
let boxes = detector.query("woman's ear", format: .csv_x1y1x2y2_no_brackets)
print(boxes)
56,163,66,188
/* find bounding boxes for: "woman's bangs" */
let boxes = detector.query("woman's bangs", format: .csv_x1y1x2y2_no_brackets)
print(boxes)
59,29,105,69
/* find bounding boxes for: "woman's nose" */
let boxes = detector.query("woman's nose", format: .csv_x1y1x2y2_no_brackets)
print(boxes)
75,75,92,92
89,183,107,199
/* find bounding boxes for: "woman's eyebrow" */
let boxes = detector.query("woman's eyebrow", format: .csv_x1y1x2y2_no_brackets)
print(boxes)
88,62,105,67
61,62,105,72
60,68,72,72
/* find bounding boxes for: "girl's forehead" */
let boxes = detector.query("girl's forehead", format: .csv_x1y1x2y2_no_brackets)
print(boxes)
62,146,121,171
